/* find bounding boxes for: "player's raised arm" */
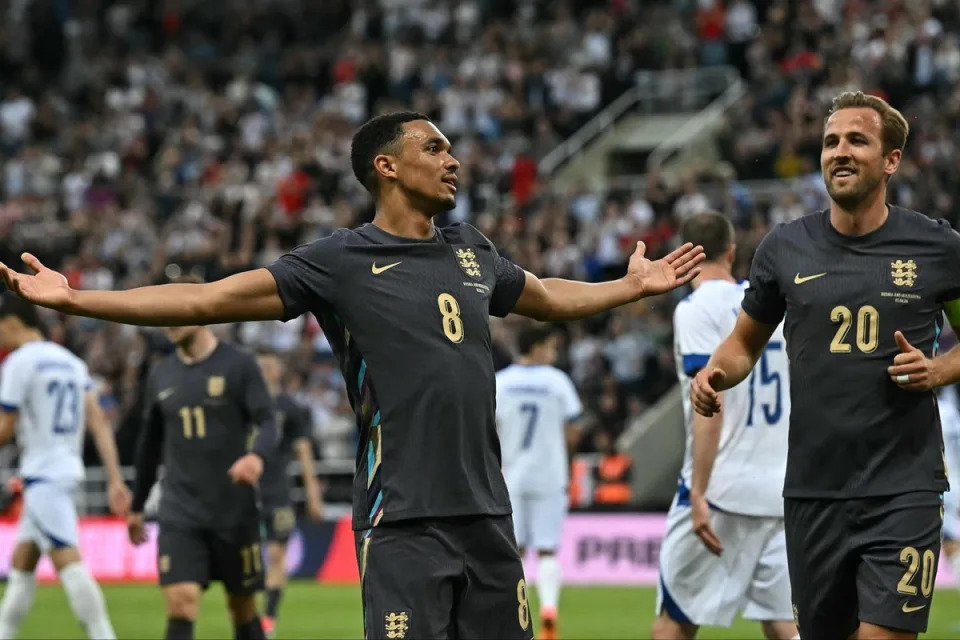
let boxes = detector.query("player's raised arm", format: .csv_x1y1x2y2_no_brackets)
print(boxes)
512,241,705,321
0,253,285,326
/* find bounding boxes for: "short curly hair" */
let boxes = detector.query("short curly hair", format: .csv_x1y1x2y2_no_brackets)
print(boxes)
350,112,432,196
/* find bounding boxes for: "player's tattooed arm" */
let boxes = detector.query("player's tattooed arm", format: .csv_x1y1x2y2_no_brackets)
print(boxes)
0,410,16,447
513,241,705,321
0,254,285,326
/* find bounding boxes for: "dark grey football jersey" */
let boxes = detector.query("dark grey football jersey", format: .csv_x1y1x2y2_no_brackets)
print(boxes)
267,222,526,530
259,393,311,508
742,207,960,498
133,343,274,528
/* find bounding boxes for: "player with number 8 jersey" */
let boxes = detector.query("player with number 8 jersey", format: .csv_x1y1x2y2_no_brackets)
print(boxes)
0,112,706,640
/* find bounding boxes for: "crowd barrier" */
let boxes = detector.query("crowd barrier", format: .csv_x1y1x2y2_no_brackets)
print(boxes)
0,514,954,587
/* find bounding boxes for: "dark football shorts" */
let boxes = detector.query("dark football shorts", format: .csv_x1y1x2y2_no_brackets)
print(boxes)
784,491,943,639
261,504,297,544
157,520,264,595
354,514,534,640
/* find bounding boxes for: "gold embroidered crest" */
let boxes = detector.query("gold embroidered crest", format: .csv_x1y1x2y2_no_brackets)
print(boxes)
207,376,225,397
384,611,410,639
455,248,482,280
890,259,917,288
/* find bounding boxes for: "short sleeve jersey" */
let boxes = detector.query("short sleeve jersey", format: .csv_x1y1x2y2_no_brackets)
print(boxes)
742,207,960,498
0,341,92,482
267,222,526,530
495,364,583,495
141,343,274,528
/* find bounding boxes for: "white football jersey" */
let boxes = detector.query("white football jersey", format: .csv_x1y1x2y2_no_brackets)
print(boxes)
939,385,960,500
674,280,790,517
496,364,582,495
0,341,91,482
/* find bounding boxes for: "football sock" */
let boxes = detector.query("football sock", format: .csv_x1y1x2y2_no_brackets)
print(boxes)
60,562,116,640
265,588,283,619
235,616,265,640
538,554,562,614
165,617,195,640
0,568,36,639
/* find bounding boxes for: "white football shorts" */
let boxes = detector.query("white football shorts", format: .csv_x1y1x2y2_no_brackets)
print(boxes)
656,497,793,626
508,488,567,552
16,479,80,553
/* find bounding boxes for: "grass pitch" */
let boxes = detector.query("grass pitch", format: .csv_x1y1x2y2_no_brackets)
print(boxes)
6,582,960,639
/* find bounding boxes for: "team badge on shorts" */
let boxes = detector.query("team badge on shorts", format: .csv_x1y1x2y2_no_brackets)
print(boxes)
384,611,410,639
455,248,482,280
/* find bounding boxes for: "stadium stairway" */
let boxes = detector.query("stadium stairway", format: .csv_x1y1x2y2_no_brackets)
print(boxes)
539,66,746,193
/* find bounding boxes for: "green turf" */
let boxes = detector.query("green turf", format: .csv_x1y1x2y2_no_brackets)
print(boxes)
6,582,960,639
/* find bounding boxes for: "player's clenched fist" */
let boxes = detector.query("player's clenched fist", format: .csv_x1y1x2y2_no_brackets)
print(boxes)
691,367,726,417
228,453,264,485
127,513,147,546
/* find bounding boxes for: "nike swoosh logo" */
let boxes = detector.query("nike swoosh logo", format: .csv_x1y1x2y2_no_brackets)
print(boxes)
371,261,402,275
794,272,827,285
157,388,175,401
902,602,927,613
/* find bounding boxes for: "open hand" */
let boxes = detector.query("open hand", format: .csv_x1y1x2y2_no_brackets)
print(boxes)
691,367,726,417
888,331,938,391
0,253,74,311
228,453,264,485
626,241,705,298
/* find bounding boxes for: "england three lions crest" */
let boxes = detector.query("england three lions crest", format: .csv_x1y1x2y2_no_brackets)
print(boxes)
890,259,918,288
207,376,225,397
455,248,482,280
384,611,410,639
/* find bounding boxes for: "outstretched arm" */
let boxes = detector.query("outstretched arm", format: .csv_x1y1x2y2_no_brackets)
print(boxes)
512,241,704,322
0,253,285,326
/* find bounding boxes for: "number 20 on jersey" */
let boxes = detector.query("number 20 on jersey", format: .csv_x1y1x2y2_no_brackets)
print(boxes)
830,305,879,354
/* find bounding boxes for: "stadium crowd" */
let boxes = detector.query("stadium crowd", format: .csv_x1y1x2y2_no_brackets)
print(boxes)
2,0,960,483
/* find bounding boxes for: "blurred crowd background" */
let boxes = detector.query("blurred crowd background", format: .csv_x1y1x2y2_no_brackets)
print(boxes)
2,0,960,500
